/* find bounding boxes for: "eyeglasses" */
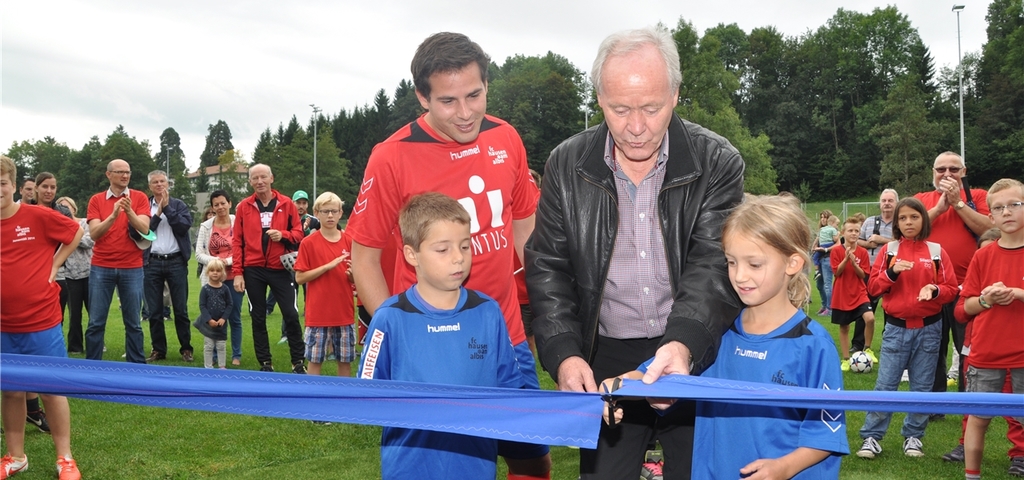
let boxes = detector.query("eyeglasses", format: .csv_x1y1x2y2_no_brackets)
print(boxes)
991,202,1023,214
109,170,132,176
318,209,341,216
934,167,962,174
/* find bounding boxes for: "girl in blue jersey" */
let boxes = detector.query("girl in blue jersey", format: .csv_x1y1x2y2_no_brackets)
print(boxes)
603,194,848,479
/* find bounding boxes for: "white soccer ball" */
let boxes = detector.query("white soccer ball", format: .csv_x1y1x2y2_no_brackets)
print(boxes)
849,351,873,373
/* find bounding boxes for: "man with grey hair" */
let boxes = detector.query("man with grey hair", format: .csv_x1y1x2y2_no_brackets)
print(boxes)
231,164,305,373
143,170,194,363
527,26,744,478
914,152,990,399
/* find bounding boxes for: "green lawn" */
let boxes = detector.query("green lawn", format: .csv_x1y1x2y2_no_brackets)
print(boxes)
3,228,1018,478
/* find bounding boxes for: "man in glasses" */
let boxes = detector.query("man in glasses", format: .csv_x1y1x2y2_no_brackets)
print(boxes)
914,151,991,403
84,159,151,363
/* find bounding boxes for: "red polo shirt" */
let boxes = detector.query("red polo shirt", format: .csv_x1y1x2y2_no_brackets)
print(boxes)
87,188,151,269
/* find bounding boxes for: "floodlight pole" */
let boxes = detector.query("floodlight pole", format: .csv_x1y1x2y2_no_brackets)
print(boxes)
310,104,321,199
953,4,965,162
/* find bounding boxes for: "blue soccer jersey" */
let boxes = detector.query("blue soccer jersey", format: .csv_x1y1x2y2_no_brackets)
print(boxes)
692,310,849,479
360,286,524,480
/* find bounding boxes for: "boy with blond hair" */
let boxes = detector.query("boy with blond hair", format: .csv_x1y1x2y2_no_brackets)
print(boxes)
360,192,524,480
0,155,84,479
957,179,1024,480
294,192,355,377
831,217,877,370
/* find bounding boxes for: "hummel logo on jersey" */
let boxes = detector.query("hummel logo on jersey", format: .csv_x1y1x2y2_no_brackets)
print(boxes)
488,146,507,164
820,384,843,433
450,145,480,161
360,177,374,195
353,198,368,215
734,346,768,360
427,322,461,333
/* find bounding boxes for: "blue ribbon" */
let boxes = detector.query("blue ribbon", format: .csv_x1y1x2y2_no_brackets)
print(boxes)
0,354,602,448
3,353,1021,450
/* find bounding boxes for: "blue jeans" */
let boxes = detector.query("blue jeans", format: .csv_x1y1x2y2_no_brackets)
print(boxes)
85,266,146,363
145,255,192,355
860,319,941,440
820,256,833,309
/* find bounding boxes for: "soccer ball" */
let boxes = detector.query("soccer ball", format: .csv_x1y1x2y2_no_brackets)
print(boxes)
849,351,873,373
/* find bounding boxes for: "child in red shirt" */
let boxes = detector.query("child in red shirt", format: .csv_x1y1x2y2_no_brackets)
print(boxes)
295,192,355,377
830,218,877,370
956,179,1024,480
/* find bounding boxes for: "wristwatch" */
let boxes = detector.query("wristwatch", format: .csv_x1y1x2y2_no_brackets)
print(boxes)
954,200,966,210
978,295,992,309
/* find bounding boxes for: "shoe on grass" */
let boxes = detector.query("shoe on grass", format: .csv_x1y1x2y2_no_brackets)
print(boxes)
26,410,50,433
857,437,882,459
942,444,964,462
863,347,878,364
277,336,288,345
1010,456,1024,477
146,350,166,363
259,362,274,373
947,377,958,387
840,359,850,372
292,362,307,374
182,351,194,362
231,358,241,366
903,437,924,457
1,454,28,479
56,455,80,480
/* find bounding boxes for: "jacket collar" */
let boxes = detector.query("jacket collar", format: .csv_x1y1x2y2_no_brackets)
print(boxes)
576,114,702,191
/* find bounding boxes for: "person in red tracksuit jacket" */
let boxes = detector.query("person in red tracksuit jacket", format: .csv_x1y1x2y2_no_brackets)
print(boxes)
857,197,958,459
231,163,305,373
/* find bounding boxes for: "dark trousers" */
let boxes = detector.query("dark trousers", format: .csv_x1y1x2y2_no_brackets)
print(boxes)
580,336,695,480
934,299,966,393
243,267,304,367
62,277,89,353
145,255,193,355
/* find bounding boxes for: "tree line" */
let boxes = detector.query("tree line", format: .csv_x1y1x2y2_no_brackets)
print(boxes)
7,3,1022,218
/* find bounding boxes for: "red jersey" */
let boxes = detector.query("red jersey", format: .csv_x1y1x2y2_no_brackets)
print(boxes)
868,238,958,328
915,189,990,283
830,244,870,311
954,242,1024,368
347,115,539,345
87,188,151,268
1,204,81,333
295,229,355,327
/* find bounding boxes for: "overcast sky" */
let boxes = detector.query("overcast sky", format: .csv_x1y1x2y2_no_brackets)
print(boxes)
2,0,991,172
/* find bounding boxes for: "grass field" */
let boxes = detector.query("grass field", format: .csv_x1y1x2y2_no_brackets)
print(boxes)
2,201,1019,478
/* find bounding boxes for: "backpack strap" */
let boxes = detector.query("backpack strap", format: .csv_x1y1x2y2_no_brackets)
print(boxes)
926,241,942,284
873,215,882,236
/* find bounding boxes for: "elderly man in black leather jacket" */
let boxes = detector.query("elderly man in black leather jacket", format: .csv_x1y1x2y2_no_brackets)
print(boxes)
525,26,745,480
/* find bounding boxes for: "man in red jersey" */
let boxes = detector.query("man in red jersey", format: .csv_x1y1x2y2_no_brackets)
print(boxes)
0,155,84,480
84,158,151,363
348,32,549,479
915,151,991,397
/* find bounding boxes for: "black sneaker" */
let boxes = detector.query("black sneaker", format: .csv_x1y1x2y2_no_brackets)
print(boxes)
259,362,274,372
292,362,307,374
942,444,965,462
27,409,50,433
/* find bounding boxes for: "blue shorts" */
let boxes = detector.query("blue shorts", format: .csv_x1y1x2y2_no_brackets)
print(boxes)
304,325,355,364
1,324,68,358
496,340,549,460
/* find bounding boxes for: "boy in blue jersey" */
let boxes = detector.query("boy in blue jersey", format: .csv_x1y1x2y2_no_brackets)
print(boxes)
360,192,525,480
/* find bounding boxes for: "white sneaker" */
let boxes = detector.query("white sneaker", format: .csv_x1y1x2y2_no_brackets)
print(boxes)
857,437,882,459
901,369,910,383
903,437,925,457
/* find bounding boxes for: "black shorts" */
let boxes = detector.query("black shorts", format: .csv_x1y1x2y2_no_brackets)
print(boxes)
831,303,871,326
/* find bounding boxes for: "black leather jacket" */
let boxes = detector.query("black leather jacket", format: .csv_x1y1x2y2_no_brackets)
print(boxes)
525,114,745,382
